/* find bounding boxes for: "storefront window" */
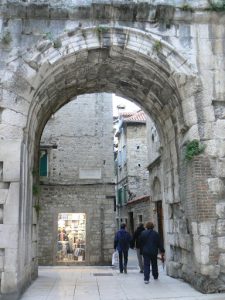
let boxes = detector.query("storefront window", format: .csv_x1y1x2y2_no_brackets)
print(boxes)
57,213,86,262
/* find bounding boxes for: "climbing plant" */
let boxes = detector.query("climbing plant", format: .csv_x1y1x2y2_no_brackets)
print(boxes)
44,32,62,49
95,25,108,34
1,31,12,45
208,0,225,11
185,140,206,161
153,40,163,53
53,38,62,49
34,203,41,217
33,184,41,197
180,4,194,12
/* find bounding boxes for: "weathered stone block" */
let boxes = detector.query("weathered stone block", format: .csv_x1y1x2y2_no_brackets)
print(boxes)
200,265,220,278
0,249,4,271
0,189,8,204
0,225,19,248
217,159,225,177
204,140,218,157
178,234,192,251
167,261,182,278
219,254,225,267
183,125,200,144
208,178,225,199
4,183,19,225
199,222,216,236
191,222,198,235
1,271,17,293
193,236,210,265
0,141,21,182
217,220,225,235
214,120,225,139
218,237,225,250
216,202,225,218
4,248,17,272
0,207,3,224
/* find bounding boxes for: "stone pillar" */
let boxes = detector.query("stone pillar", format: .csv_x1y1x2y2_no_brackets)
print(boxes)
0,141,21,299
182,155,222,292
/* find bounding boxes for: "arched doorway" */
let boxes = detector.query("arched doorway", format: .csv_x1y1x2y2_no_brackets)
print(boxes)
1,22,223,298
22,25,194,289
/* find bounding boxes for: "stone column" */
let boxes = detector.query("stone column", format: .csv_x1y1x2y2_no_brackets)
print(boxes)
0,140,22,299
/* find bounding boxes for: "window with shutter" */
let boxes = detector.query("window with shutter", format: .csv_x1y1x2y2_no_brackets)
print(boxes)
39,149,48,177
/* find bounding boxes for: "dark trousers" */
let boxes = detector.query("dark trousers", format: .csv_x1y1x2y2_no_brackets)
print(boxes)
143,254,158,281
118,250,128,272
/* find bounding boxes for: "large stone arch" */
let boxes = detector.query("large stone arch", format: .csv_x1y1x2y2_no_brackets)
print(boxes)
1,2,225,298
3,25,193,295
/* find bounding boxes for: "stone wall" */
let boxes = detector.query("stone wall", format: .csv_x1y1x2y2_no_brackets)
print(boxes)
126,123,150,198
39,184,115,265
38,93,115,265
115,117,150,231
127,197,151,231
40,93,114,185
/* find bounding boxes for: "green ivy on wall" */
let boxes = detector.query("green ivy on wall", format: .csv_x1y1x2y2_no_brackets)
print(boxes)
185,140,206,161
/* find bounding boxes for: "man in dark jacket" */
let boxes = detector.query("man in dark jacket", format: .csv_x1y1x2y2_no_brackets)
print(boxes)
140,221,165,284
133,223,145,273
114,223,132,274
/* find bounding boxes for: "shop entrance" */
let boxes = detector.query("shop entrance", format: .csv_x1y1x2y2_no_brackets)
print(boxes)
57,213,86,263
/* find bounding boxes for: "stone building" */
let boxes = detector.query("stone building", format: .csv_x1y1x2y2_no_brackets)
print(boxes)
1,1,225,298
38,93,115,265
115,110,151,234
146,118,164,244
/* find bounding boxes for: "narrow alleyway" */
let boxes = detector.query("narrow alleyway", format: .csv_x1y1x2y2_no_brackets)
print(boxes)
20,250,225,300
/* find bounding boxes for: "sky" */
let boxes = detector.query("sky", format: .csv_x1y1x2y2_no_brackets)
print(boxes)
112,94,140,117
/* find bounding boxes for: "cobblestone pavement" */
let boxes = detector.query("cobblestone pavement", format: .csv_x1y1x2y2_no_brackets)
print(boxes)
20,251,225,300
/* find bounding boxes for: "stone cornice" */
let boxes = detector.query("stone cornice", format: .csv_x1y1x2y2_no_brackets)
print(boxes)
0,2,225,24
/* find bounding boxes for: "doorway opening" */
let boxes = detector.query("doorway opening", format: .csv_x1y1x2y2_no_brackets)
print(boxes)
155,201,164,245
57,213,86,263
128,212,134,236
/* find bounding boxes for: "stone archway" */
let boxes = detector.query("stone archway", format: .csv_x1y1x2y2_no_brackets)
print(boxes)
0,4,225,297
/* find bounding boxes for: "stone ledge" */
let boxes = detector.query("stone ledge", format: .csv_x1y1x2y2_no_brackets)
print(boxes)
0,1,224,24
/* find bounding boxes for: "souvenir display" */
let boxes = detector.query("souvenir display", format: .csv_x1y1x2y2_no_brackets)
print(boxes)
57,213,86,262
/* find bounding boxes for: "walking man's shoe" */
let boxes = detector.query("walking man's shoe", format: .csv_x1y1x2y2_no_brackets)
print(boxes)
144,280,149,284
124,266,127,274
140,270,144,273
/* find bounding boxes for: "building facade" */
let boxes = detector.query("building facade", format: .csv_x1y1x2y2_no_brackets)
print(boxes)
38,93,115,265
146,118,164,243
115,110,151,234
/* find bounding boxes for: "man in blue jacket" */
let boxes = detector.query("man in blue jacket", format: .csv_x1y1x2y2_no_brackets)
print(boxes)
114,223,132,274
140,221,165,284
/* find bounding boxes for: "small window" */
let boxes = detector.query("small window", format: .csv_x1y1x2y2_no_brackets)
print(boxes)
39,149,48,177
137,145,140,149
138,215,143,223
138,163,141,167
117,188,123,206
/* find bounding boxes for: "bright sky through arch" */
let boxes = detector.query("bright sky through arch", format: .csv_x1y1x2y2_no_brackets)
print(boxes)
112,94,140,117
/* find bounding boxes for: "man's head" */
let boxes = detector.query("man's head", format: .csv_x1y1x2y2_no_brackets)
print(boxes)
145,222,154,230
120,223,126,229
138,223,144,228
